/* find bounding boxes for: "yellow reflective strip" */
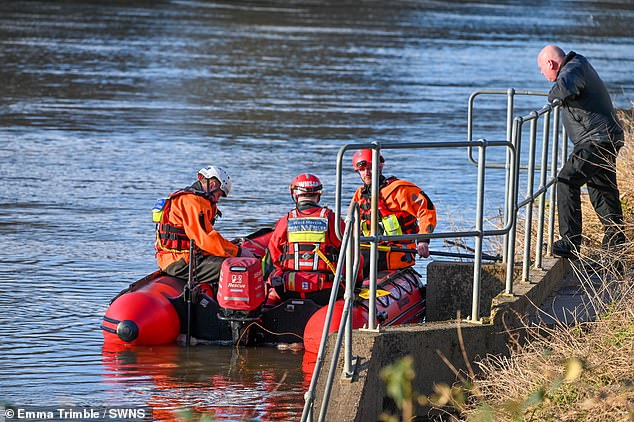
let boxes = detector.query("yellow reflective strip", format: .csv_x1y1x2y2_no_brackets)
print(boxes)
288,231,327,243
382,215,402,236
361,221,371,236
312,244,319,271
152,210,163,223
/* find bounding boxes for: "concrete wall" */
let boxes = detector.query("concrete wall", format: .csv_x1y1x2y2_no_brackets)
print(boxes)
426,261,509,321
313,257,569,421
313,321,504,421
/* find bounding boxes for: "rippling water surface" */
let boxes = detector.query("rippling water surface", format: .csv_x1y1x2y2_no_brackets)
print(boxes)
1,0,632,419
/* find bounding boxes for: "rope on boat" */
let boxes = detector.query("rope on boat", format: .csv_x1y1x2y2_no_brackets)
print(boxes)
235,321,304,348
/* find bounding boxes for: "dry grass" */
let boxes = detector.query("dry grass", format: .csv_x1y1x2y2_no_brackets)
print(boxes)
580,108,634,247
462,253,634,421
379,110,634,422
454,108,634,422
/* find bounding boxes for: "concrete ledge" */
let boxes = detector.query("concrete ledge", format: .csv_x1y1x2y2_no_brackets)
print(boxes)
314,321,504,421
491,257,569,330
314,256,570,421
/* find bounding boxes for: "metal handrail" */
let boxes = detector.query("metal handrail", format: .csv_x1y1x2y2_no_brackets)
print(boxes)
335,141,516,237
335,139,516,327
301,203,358,422
505,101,565,292
305,139,512,420
304,90,567,420
467,88,549,168
467,89,551,265
316,204,360,422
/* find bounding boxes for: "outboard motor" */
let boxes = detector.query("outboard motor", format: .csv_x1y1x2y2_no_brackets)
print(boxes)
217,257,266,345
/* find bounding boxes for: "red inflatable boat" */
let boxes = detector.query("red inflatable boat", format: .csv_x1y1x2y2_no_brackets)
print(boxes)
101,229,426,350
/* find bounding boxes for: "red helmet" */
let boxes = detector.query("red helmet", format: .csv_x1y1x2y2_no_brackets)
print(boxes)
352,149,384,171
290,173,323,202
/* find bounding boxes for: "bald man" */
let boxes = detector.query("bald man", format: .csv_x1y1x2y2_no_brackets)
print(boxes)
538,45,625,257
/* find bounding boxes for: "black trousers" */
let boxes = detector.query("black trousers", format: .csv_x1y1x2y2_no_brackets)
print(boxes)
164,255,226,286
557,141,624,247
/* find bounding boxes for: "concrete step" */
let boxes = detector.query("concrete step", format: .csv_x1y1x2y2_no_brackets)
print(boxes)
530,260,606,326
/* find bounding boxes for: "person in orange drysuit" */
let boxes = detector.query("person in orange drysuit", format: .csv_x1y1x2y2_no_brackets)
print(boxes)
267,174,346,306
154,166,255,287
351,149,437,274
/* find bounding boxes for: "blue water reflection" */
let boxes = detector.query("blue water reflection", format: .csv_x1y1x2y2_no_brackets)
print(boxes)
1,0,632,419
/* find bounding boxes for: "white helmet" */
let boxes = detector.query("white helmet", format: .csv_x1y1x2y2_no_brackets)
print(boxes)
198,166,232,197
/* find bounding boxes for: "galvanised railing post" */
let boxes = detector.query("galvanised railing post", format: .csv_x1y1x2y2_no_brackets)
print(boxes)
547,105,561,255
319,282,356,420
467,92,478,167
334,147,345,240
467,89,546,169
505,117,523,294
300,209,354,422
368,145,380,331
470,141,487,322
318,208,361,421
502,88,515,264
535,106,551,269
561,125,568,170
521,113,538,282
343,205,360,379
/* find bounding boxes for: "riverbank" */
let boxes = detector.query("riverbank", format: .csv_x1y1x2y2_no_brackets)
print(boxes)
436,109,634,421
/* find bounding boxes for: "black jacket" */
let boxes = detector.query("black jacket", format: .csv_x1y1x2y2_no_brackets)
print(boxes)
548,51,623,147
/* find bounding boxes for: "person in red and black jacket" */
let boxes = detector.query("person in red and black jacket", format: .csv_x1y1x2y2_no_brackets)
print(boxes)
267,174,345,306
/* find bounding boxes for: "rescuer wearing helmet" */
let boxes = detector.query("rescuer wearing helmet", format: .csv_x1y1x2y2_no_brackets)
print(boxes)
352,149,437,273
267,174,345,306
154,166,255,287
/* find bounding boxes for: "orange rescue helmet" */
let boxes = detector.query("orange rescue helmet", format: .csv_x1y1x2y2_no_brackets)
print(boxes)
352,149,384,171
290,173,323,203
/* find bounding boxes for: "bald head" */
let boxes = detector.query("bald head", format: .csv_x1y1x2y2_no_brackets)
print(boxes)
538,45,566,82
538,45,565,63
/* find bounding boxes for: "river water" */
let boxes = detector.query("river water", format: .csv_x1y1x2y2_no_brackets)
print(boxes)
1,1,632,420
